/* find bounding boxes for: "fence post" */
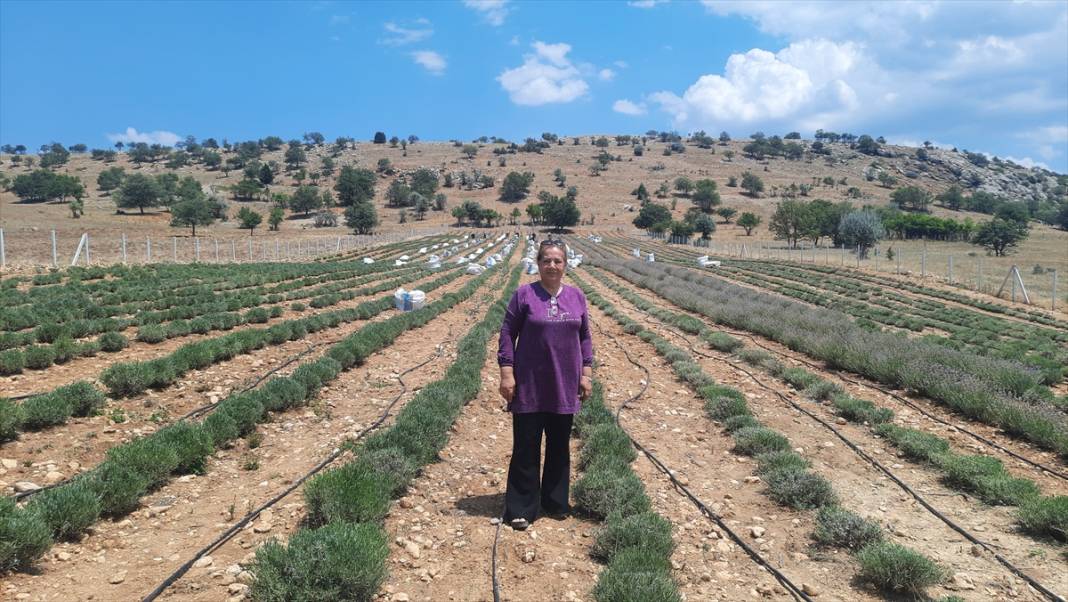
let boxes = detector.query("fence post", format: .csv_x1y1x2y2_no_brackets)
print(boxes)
948,255,954,282
977,258,983,292
231,240,236,262
0,229,5,269
121,232,127,264
172,237,177,262
147,237,152,263
856,245,860,268
51,230,57,268
248,237,252,260
840,244,844,266
1052,270,1058,311
85,234,91,265
214,239,219,262
921,239,927,278
195,237,200,262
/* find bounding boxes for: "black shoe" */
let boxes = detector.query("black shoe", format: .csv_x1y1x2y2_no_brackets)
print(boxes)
510,518,530,530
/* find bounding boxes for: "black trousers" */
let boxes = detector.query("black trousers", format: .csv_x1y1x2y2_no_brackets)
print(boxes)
504,412,574,522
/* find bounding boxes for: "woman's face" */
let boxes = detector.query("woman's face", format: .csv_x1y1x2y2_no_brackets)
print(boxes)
538,246,566,284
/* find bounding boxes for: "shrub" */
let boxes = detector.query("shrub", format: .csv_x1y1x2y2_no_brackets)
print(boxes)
202,411,240,446
19,394,73,430
27,481,101,540
250,522,388,602
50,337,78,364
89,462,152,516
573,469,650,519
764,467,837,509
217,394,265,436
591,512,674,561
57,381,106,417
260,377,307,412
106,437,180,489
724,414,760,432
290,302,306,312
157,422,214,474
701,385,749,420
303,463,391,526
803,380,842,401
0,398,22,441
754,450,810,475
856,541,945,594
813,506,883,550
188,317,212,334
98,331,128,352
1016,496,1068,541
100,362,155,397
23,345,55,370
165,321,191,338
736,348,772,365
580,424,636,471
34,323,69,344
935,454,1040,505
136,325,167,344
352,447,417,497
0,349,25,375
245,307,270,324
874,424,948,462
702,331,743,352
592,547,680,602
732,426,790,456
832,395,893,424
781,367,820,390
0,498,52,572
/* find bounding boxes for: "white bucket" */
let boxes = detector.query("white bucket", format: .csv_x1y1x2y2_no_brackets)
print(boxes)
646,252,655,262
632,248,641,258
393,288,408,310
407,290,426,311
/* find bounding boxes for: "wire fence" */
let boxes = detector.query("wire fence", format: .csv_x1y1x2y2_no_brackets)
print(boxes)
0,227,445,269
636,230,1063,311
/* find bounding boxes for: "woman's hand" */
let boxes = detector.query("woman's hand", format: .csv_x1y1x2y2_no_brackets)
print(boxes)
499,373,515,402
579,375,593,401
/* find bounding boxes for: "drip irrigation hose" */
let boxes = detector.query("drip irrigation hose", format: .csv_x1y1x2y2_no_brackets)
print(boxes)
589,316,813,602
629,306,1064,602
141,344,448,602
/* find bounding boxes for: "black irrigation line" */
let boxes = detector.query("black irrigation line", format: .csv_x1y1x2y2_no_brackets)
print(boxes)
586,257,1068,484
619,300,1064,602
588,315,813,602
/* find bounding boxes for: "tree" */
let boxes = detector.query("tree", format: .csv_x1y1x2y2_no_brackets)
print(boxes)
451,205,467,226
674,176,694,196
409,168,439,198
261,136,284,151
890,186,932,212
691,213,716,239
878,172,898,188
373,132,387,144
414,195,431,220
303,132,325,146
432,192,447,211
268,206,285,231
69,197,84,218
510,207,521,225
541,194,581,231
670,220,695,240
500,171,534,202
691,179,721,213
334,166,375,206
973,218,1028,256
769,200,813,248
856,135,880,155
377,158,393,174
741,172,764,197
258,163,274,186
115,173,162,214
655,182,670,198
937,185,964,210
633,183,649,202
321,156,336,177
284,141,307,170
385,179,411,207
525,203,543,225
170,196,218,236
838,211,885,258
995,203,1030,226
97,167,125,192
231,178,263,201
633,202,672,230
344,202,378,234
738,212,762,235
290,185,323,216
237,207,262,235
462,144,478,158
715,206,737,223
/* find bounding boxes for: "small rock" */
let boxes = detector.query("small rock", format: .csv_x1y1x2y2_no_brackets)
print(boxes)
750,526,766,538
802,582,819,596
228,583,250,595
392,594,410,602
489,517,501,525
951,572,976,590
193,555,214,568
399,498,414,509
743,476,761,484
13,481,40,493
109,571,127,584
56,551,72,561
522,549,536,563
0,458,17,469
404,541,421,559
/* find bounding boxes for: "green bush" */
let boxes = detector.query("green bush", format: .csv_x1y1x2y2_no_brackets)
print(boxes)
352,447,417,497
188,317,212,334
832,395,893,424
0,398,22,441
573,468,650,519
591,512,674,562
754,450,810,475
217,394,265,436
202,411,240,446
701,385,749,420
781,367,820,390
19,394,73,430
98,331,128,352
935,454,1040,505
50,337,78,364
157,422,214,474
23,345,55,370
856,541,945,594
250,522,388,602
764,467,837,509
0,498,53,572
736,347,772,365
803,380,842,401
592,547,680,602
106,437,180,489
34,322,69,344
56,381,106,417
245,307,270,324
701,331,743,352
303,463,391,526
88,462,152,517
732,426,790,456
813,506,883,550
261,377,307,412
0,349,25,375
136,324,167,343
290,302,306,312
874,424,948,462
580,424,636,471
27,481,101,540
723,414,760,433
1016,495,1067,541
165,320,192,338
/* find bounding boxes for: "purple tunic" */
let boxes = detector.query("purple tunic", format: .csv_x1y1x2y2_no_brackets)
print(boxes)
497,281,594,414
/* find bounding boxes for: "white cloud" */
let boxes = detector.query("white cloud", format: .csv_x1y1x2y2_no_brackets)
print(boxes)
498,41,589,106
381,21,433,46
613,60,629,69
329,15,350,26
107,127,181,147
628,0,669,7
598,68,616,81
1002,156,1050,170
464,0,510,26
613,99,647,116
411,50,447,75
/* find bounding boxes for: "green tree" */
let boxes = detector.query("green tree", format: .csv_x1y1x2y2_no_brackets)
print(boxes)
995,203,1030,226
409,168,439,198
334,166,376,206
232,178,263,201
237,207,262,235
344,202,379,234
838,211,885,258
451,205,467,226
633,183,649,202
769,200,813,248
973,218,1028,256
69,197,84,218
670,220,695,239
541,194,581,231
674,176,694,196
433,192,447,211
525,203,542,225
691,179,720,213
737,212,762,235
115,173,162,214
170,196,218,236
385,179,411,207
258,163,274,186
741,172,764,197
290,186,323,216
373,132,387,144
877,171,898,188
155,172,181,207
937,185,965,210
462,144,478,158
856,135,880,155
510,207,521,225
499,171,534,202
268,206,285,231
376,158,393,174
691,213,716,239
633,202,672,230
890,186,932,212
284,141,307,170
715,206,737,223
414,195,431,220
97,167,125,192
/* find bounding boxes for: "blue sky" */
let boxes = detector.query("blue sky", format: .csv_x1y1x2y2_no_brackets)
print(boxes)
2,0,1066,172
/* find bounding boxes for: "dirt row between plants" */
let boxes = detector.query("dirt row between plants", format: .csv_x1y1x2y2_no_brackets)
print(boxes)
1,260,511,602
581,268,1065,598
0,268,477,498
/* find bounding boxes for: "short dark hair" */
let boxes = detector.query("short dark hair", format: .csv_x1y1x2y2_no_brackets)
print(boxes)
536,240,567,262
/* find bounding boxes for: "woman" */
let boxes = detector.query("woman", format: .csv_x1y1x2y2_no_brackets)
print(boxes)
498,240,594,530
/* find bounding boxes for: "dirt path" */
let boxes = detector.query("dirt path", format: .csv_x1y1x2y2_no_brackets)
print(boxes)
1,265,507,602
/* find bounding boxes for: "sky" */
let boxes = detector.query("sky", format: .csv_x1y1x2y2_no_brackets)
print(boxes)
1,0,1066,172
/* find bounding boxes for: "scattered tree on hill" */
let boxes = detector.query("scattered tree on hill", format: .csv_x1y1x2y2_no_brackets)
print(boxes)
691,179,721,213
890,186,932,212
377,158,393,174
97,167,125,192
12,169,84,203
268,206,285,231
973,218,1028,256
670,220,695,240
409,168,439,198
334,166,376,206
838,211,885,258
237,207,262,235
462,144,478,158
170,195,219,236
769,200,812,248
414,196,431,220
526,203,543,225
344,201,379,234
433,193,447,211
373,132,387,144
994,203,1030,226
386,180,411,207
321,156,335,177
691,213,716,239
541,193,581,231
258,163,274,186
741,172,764,197
633,202,672,230
738,212,762,235
856,135,880,155
290,185,323,216
632,183,649,202
284,141,307,170
655,181,670,198
715,207,737,223
231,178,263,201
877,171,898,188
114,173,162,214
500,171,534,202
674,176,694,196
936,185,964,210
303,132,325,146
